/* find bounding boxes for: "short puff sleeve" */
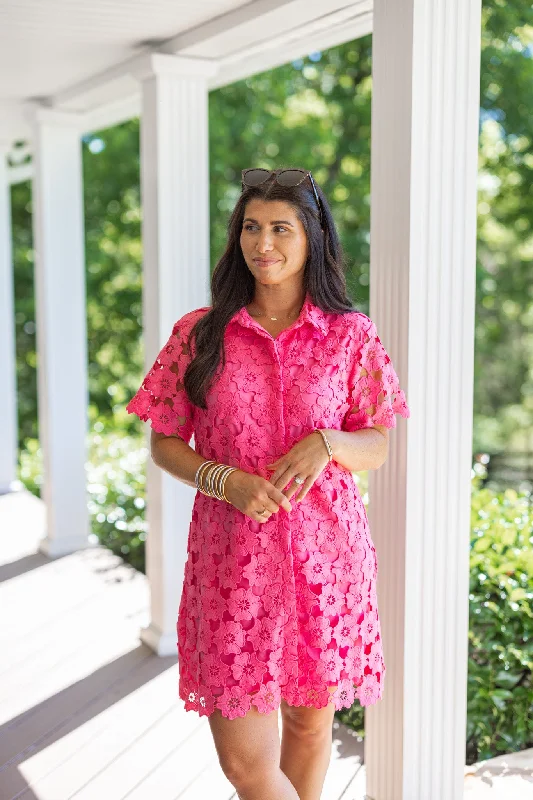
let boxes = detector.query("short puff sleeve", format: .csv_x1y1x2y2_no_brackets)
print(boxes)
126,314,199,444
342,314,410,432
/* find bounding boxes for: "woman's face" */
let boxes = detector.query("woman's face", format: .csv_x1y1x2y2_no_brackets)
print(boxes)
239,198,309,287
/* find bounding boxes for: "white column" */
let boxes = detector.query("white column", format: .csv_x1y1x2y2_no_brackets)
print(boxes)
366,2,482,799
0,146,19,493
29,109,90,557
134,54,218,655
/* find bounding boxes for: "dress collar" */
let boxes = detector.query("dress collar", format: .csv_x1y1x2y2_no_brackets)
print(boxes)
230,291,329,337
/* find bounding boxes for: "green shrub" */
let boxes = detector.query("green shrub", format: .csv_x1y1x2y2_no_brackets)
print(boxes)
19,427,148,572
466,469,532,762
85,427,148,572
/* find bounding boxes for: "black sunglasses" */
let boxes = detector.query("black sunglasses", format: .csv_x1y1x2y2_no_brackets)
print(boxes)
241,168,324,228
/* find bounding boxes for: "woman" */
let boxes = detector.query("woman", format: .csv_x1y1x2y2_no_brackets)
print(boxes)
126,167,410,800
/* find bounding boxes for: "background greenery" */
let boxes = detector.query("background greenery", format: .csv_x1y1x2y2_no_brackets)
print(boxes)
9,0,533,762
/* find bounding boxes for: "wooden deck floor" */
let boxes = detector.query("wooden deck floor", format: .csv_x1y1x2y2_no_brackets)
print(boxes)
1,489,531,800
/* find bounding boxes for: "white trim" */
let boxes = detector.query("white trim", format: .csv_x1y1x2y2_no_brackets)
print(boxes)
7,164,33,186
364,0,482,797
79,95,142,135
24,105,84,129
2,1,373,148
30,116,91,557
158,0,292,55
211,10,372,90
137,64,211,654
139,623,179,657
51,1,366,110
131,52,219,82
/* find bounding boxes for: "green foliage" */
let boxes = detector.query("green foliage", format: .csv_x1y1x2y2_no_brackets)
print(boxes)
476,4,533,452
11,177,36,444
84,426,148,572
465,469,532,763
82,124,143,430
19,428,148,573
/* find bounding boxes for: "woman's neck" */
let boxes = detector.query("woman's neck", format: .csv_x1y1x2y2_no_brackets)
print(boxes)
247,289,306,320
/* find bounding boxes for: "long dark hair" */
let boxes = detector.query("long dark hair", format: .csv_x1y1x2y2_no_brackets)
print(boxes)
184,167,360,410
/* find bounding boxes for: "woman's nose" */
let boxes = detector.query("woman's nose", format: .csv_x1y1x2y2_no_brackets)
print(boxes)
255,233,275,252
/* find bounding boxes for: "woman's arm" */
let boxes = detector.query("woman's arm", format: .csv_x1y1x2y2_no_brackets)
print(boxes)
151,423,389,489
150,430,292,515
150,430,208,489
322,424,389,473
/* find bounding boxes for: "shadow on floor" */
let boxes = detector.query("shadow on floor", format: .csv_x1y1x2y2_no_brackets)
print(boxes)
0,647,176,800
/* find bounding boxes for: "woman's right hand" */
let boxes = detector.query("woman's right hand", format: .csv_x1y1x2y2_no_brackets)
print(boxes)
224,470,292,522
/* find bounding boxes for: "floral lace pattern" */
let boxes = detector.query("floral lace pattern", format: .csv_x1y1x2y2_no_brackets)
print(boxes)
126,292,410,720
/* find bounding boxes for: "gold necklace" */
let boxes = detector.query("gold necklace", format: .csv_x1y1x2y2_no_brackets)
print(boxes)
248,302,303,322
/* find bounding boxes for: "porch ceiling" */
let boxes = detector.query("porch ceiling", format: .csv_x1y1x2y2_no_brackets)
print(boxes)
0,0,372,147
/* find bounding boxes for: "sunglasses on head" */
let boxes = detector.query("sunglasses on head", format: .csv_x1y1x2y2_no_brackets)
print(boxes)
241,168,324,228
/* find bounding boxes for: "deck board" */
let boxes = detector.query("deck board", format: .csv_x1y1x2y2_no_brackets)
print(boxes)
1,651,164,798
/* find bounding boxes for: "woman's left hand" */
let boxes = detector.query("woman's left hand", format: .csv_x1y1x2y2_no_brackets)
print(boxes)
265,431,330,504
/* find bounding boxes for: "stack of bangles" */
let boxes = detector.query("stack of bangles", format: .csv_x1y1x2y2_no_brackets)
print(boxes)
194,460,238,502
194,428,333,503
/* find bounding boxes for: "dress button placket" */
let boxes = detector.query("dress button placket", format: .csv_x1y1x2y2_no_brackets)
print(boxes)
273,336,299,681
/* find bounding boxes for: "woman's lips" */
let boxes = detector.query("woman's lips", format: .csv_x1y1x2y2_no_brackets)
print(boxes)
254,258,280,266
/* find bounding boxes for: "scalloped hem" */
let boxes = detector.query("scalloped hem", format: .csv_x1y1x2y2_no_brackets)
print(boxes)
178,673,385,721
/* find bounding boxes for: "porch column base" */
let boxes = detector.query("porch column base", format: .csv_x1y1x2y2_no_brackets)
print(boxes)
140,622,177,657
38,533,95,558
0,480,24,495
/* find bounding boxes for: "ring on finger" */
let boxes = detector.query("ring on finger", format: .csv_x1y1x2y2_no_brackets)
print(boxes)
293,475,305,485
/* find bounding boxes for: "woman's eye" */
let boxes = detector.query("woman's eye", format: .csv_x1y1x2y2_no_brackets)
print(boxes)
243,225,287,233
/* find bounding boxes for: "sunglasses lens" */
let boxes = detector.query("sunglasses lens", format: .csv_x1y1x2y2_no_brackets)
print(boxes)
276,169,306,187
243,168,272,186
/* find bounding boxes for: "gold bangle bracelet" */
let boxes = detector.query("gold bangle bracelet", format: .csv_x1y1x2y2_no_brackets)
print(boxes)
195,460,216,494
216,466,235,499
219,466,237,501
196,461,237,501
198,461,219,496
203,462,218,496
220,468,237,502
316,428,333,462
211,464,225,498
211,464,227,500
209,464,229,498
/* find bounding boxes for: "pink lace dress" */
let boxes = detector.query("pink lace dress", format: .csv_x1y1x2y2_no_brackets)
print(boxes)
126,292,410,720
